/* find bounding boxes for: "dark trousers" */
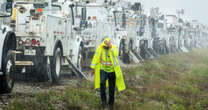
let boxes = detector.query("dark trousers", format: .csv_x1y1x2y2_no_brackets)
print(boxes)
100,70,116,105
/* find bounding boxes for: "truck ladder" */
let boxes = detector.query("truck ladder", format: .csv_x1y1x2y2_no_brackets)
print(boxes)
144,48,154,59
65,56,88,80
130,50,144,63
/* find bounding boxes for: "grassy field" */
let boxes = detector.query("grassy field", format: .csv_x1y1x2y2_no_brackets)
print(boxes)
3,49,208,110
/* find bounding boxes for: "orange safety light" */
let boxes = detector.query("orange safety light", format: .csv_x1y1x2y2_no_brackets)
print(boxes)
37,8,43,13
93,16,97,20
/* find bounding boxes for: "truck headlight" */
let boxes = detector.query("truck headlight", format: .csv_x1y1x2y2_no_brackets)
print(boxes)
18,40,24,45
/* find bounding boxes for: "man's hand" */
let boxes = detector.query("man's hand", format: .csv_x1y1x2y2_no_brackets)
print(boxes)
91,69,95,76
104,40,112,48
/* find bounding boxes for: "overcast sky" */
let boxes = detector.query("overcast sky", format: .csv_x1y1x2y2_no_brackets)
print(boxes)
142,0,208,25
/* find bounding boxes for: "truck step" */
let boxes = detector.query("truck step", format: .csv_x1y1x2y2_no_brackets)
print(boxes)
12,51,23,54
15,61,34,66
65,57,88,80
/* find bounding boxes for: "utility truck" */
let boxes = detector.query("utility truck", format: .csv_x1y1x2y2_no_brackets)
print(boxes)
164,15,180,52
79,2,112,68
0,0,15,94
12,0,88,82
86,0,133,64
149,8,168,55
81,1,130,66
126,1,156,60
107,3,130,63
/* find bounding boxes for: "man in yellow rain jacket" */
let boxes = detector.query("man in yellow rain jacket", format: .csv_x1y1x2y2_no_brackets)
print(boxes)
90,37,126,108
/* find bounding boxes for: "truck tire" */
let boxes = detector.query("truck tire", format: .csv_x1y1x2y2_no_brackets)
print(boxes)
51,48,62,83
0,50,15,94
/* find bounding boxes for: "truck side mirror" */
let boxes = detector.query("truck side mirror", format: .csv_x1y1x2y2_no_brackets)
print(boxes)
81,7,87,21
122,13,126,28
80,7,87,29
6,1,13,13
69,4,75,25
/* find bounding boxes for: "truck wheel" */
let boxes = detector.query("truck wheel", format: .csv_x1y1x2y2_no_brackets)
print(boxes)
0,50,15,94
51,48,62,83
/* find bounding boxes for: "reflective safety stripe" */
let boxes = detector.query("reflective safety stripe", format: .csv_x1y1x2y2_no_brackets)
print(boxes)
100,51,113,66
100,60,113,66
91,64,96,66
113,58,118,67
112,48,115,52
112,51,118,67
100,48,114,72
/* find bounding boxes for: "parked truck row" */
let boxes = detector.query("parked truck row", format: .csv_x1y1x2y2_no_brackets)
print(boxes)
0,0,208,94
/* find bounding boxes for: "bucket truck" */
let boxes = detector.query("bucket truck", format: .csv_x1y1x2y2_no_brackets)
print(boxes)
11,0,88,83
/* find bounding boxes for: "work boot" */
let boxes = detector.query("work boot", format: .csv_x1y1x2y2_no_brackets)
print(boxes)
101,102,107,109
109,104,114,110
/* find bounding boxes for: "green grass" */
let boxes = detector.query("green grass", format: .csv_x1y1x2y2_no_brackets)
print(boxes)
3,48,208,110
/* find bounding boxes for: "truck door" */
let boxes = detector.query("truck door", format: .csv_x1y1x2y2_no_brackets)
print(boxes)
59,3,72,56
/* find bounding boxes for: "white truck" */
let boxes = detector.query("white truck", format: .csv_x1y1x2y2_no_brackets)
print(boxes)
86,1,132,64
80,1,129,65
183,22,193,49
12,0,87,82
108,5,130,63
0,0,15,94
190,20,203,48
177,18,189,52
164,15,180,52
149,8,169,55
79,2,112,68
126,2,156,60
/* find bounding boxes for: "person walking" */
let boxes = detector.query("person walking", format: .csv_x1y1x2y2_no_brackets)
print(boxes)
90,37,126,109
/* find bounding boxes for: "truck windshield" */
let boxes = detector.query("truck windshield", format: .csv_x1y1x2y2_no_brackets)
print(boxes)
33,3,61,14
0,2,12,17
